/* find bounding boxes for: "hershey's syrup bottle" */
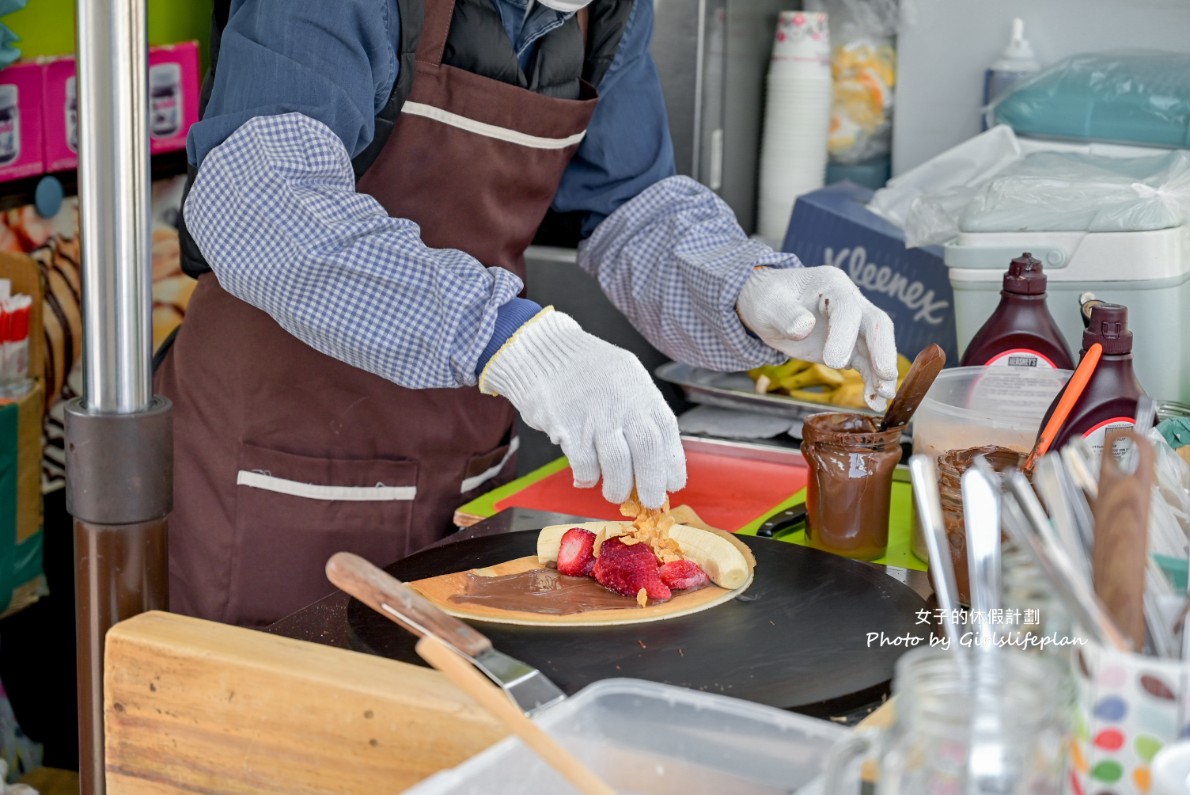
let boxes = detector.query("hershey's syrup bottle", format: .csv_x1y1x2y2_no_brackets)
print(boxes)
1038,303,1149,458
959,253,1075,370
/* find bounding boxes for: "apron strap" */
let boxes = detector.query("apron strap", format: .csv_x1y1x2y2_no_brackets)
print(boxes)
416,0,458,67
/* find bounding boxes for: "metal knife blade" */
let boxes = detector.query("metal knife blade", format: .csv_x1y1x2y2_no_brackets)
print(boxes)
327,551,567,715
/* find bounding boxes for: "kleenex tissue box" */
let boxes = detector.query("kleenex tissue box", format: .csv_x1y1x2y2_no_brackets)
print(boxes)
782,181,957,363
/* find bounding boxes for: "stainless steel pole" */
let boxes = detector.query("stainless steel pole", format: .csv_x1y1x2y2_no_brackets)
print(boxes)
76,0,152,412
68,1,172,792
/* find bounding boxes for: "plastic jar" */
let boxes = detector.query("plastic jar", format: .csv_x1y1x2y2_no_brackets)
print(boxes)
0,84,21,166
149,63,182,139
801,412,901,560
66,76,77,153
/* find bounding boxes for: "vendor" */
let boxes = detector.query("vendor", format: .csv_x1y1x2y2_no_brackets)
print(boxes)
154,0,898,627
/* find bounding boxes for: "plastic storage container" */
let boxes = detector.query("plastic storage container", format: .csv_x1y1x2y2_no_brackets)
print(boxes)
945,226,1190,403
912,366,1071,463
405,678,848,794
909,366,1069,561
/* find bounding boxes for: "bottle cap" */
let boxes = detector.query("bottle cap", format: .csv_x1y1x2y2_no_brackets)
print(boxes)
1003,252,1047,295
1082,303,1132,355
998,18,1036,65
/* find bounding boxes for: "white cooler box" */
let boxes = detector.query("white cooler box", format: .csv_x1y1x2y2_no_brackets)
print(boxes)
944,226,1190,404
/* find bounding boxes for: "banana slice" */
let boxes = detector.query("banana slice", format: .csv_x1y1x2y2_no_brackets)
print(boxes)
537,521,754,591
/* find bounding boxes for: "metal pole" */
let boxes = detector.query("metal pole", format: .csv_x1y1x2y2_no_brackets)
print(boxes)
76,0,152,411
68,1,172,792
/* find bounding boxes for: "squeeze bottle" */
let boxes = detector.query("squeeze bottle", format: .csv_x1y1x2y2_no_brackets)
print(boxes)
958,253,1074,370
1037,303,1149,458
982,18,1040,128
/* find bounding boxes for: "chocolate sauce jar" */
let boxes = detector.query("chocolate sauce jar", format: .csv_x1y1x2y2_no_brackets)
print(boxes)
936,444,1023,604
801,413,901,560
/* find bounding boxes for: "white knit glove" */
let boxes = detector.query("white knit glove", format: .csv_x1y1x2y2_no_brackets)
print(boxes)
737,267,898,411
480,308,687,508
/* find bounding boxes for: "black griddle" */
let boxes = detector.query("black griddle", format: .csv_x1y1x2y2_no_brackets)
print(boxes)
346,531,929,718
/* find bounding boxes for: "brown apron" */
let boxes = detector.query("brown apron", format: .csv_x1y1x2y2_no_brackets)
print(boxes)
155,0,598,627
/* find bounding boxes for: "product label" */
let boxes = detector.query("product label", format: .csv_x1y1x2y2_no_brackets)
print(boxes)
150,95,180,139
1082,417,1137,460
0,117,18,164
67,106,77,153
983,348,1058,370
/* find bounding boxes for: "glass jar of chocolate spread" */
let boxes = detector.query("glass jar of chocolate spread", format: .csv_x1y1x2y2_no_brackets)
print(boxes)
801,413,901,560
149,63,182,140
936,445,1024,604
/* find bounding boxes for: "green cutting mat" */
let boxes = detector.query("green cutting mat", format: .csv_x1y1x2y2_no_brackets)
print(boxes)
456,457,927,572
734,482,924,571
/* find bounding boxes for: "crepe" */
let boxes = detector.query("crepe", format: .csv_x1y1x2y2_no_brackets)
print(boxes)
409,526,756,628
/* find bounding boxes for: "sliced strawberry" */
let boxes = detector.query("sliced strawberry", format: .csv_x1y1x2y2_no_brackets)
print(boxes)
556,528,597,577
593,537,671,603
659,559,710,591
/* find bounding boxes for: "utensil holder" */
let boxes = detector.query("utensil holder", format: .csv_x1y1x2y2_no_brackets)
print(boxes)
1073,640,1190,794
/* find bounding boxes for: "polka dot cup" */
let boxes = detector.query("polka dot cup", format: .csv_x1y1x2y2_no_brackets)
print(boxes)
1073,641,1190,794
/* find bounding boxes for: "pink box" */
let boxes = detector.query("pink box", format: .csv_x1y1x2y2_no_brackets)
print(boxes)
42,41,200,170
43,56,77,173
0,62,44,182
148,42,200,156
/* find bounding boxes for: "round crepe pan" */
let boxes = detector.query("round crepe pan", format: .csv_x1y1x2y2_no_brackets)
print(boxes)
346,531,929,717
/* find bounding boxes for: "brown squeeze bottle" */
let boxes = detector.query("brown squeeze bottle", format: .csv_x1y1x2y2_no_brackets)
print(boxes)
1038,303,1149,458
958,253,1075,370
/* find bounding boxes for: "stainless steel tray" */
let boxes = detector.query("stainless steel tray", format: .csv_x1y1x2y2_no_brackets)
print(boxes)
657,361,881,422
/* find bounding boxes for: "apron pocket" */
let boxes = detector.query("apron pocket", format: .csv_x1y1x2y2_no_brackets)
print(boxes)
229,442,419,626
458,436,520,507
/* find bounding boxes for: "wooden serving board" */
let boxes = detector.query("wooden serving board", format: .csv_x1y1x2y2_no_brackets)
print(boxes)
104,612,506,794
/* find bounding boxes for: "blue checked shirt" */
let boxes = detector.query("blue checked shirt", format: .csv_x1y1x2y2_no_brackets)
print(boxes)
185,0,799,390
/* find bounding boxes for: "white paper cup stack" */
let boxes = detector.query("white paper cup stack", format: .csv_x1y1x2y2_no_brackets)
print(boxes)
757,11,832,244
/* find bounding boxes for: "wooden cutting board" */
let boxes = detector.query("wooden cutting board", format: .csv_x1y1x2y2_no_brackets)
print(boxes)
347,531,930,716
104,612,507,794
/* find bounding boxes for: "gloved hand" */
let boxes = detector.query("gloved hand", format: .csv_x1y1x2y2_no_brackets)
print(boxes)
737,267,898,411
480,308,686,508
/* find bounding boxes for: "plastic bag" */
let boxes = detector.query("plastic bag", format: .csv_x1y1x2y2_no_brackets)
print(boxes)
960,150,1190,234
867,125,1023,247
867,125,1190,247
990,50,1190,149
806,0,908,165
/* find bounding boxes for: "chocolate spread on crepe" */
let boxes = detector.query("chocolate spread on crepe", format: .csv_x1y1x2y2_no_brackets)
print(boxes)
451,567,659,614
